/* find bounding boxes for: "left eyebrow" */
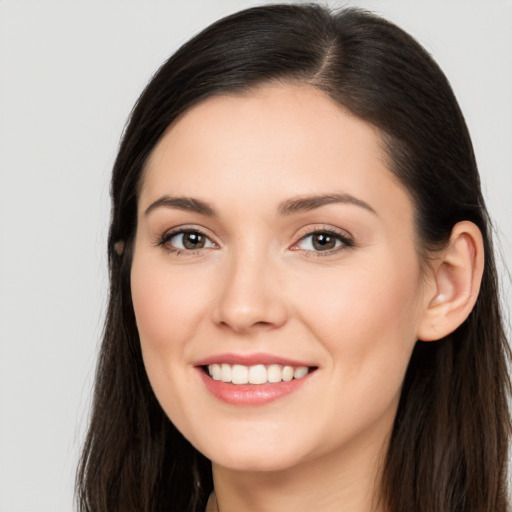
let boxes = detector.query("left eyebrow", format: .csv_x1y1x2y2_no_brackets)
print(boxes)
278,193,377,216
144,196,217,217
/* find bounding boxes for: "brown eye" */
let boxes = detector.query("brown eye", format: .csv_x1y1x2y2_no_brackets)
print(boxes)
163,230,216,252
296,230,353,253
312,233,337,251
182,231,206,249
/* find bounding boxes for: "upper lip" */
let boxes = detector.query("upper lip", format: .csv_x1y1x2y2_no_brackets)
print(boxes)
193,352,316,368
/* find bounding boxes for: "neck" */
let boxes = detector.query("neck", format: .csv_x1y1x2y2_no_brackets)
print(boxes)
210,431,389,512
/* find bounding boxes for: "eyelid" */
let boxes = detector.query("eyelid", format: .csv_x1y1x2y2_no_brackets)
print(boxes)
290,225,354,255
155,225,219,254
154,224,353,257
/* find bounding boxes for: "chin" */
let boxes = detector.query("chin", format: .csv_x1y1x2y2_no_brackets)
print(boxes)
210,449,304,473
195,430,313,473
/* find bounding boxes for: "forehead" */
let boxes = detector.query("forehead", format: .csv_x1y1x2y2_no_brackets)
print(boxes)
140,84,411,222
145,84,382,173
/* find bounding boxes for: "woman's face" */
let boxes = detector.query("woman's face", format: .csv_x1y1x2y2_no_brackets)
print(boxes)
131,84,430,473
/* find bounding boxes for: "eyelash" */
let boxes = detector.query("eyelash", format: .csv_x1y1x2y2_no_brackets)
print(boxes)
156,227,216,256
293,227,354,257
156,226,354,257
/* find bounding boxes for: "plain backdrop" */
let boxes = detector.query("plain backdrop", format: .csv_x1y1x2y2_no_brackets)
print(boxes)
0,1,511,510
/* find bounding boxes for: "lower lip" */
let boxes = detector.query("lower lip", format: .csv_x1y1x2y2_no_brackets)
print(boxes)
198,369,312,406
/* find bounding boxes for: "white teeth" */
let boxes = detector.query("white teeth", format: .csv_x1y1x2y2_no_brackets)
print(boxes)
207,363,311,385
231,364,249,384
221,364,231,382
282,365,294,382
294,366,308,379
248,364,267,384
267,364,282,383
210,364,221,380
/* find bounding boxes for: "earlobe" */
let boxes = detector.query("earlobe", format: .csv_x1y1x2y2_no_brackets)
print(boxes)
417,221,484,342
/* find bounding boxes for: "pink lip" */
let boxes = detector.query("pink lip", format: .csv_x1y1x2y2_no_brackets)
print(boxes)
194,353,317,406
197,369,313,406
194,352,314,367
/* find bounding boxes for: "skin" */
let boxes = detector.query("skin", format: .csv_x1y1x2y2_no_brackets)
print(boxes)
131,84,438,512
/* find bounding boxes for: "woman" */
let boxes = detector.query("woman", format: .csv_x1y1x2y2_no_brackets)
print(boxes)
77,4,511,511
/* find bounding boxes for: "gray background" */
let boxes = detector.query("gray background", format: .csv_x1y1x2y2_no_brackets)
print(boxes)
1,1,511,510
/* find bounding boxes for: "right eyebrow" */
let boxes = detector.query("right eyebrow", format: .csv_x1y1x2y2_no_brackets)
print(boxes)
278,193,377,216
144,196,217,217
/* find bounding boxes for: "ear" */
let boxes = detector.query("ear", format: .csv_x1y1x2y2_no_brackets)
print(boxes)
114,240,125,255
417,221,484,342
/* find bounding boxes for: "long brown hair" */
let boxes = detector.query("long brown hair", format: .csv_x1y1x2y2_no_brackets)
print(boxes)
77,4,511,511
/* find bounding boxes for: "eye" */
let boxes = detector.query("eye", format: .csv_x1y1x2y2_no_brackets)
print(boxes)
294,229,353,254
159,229,216,253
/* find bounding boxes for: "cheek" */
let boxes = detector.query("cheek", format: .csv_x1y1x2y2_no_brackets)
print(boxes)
291,257,422,448
130,254,212,353
130,250,216,417
294,250,423,382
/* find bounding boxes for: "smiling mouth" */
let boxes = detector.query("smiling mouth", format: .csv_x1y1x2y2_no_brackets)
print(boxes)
203,363,316,385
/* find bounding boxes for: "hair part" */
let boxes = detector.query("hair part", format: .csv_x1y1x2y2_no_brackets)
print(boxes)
77,4,511,511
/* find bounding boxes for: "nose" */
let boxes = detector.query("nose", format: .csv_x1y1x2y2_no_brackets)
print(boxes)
212,249,288,334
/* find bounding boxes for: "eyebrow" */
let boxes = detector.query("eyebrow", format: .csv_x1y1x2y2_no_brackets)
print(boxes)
278,193,377,216
144,196,217,217
144,192,377,217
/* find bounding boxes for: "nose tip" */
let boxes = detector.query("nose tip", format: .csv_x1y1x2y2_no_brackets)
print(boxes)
212,260,288,334
216,305,280,333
